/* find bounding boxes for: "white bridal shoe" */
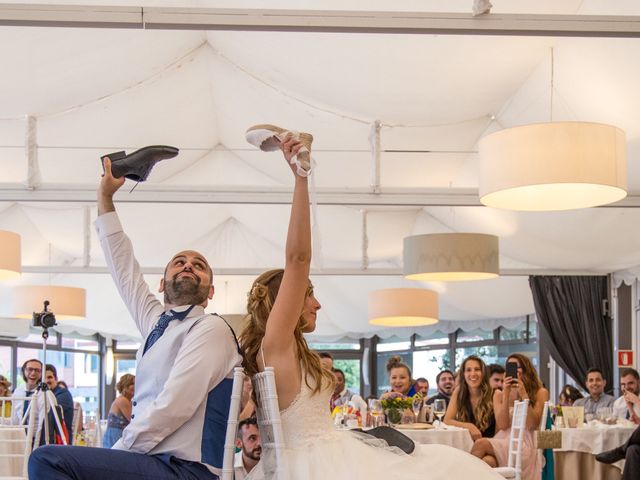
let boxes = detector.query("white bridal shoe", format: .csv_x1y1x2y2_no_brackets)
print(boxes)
246,124,314,177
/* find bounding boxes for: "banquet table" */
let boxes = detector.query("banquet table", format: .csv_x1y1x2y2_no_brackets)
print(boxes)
0,426,27,477
396,424,474,452
554,423,636,480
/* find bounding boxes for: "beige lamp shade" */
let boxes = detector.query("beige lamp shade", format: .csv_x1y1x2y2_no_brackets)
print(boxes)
404,233,499,282
369,288,438,327
13,285,86,320
0,230,21,280
479,122,627,211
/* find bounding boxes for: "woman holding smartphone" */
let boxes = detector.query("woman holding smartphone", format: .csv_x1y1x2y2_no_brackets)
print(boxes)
471,353,549,480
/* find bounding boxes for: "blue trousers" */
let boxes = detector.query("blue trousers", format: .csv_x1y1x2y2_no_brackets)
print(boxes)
28,445,218,480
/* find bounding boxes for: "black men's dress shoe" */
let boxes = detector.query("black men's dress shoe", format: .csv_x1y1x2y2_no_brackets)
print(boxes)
595,446,626,464
352,426,415,454
101,145,179,182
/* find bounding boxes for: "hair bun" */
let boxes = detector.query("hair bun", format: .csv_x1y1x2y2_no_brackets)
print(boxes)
386,355,403,372
251,283,268,300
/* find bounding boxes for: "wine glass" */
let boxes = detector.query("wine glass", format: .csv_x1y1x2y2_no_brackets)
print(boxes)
433,399,446,429
368,399,383,427
412,396,423,423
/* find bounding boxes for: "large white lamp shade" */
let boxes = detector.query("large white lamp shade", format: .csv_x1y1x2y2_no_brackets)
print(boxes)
404,233,499,282
0,230,21,280
369,288,438,327
479,122,627,211
13,286,86,320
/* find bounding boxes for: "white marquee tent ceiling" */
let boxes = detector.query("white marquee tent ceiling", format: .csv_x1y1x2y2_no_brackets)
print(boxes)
1,0,640,341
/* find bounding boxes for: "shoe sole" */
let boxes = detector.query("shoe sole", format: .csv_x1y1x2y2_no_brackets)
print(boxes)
246,124,313,160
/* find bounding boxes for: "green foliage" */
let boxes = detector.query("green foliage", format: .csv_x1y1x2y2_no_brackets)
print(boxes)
334,359,360,392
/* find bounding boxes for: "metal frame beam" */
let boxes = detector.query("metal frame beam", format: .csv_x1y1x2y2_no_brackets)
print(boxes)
1,5,640,38
1,184,639,207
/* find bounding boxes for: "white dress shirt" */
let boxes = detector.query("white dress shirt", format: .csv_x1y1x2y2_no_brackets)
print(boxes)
96,211,242,475
613,394,640,420
234,451,248,480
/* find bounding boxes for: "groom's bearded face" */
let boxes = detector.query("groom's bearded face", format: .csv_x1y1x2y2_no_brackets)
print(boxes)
163,251,212,305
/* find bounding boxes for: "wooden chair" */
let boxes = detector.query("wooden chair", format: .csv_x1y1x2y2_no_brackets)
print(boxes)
494,399,529,480
0,396,37,480
251,367,286,480
221,367,246,480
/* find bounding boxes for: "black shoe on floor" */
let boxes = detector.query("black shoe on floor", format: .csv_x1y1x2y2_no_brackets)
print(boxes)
595,446,626,464
101,145,179,182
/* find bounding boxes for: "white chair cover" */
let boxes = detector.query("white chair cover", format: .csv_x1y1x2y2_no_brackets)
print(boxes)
494,399,529,480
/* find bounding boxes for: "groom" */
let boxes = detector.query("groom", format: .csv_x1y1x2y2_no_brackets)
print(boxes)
29,158,242,479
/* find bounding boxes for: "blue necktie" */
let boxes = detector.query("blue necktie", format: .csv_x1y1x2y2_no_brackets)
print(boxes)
143,305,195,355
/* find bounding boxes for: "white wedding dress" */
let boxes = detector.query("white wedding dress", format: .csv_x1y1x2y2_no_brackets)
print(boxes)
246,373,504,480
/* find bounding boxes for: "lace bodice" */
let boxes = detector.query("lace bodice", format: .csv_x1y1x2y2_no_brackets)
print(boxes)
279,375,338,446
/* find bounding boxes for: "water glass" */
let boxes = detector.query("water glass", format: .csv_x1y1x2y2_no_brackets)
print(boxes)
433,399,446,429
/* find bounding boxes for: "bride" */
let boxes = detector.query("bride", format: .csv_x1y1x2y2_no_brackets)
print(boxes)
239,134,504,480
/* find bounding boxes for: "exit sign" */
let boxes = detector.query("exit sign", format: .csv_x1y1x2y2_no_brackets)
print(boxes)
618,350,634,367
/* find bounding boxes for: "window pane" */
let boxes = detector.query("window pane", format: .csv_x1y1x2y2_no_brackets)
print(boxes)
454,345,499,370
19,332,56,345
412,349,451,397
499,323,527,341
456,328,494,343
115,341,141,351
0,346,12,386
61,337,99,351
333,359,361,395
376,352,412,397
529,319,538,339
116,358,136,383
415,331,449,348
376,336,411,353
494,344,539,370
45,351,99,416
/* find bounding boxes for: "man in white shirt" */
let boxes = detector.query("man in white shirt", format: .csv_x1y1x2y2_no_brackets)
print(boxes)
11,359,42,425
234,417,262,480
613,368,640,422
29,157,242,480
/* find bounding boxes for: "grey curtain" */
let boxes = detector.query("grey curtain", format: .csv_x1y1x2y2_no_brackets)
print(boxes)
529,276,612,392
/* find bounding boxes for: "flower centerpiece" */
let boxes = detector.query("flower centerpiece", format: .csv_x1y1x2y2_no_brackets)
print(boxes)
380,392,413,426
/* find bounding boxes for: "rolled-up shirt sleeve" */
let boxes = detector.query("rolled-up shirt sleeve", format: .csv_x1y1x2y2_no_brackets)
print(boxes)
115,317,241,453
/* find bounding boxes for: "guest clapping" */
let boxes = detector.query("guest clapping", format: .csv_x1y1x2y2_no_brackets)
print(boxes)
444,355,495,440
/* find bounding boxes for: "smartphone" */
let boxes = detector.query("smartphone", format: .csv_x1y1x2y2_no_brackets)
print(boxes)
505,362,518,379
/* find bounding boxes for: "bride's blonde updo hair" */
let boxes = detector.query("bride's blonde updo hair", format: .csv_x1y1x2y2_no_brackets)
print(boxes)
239,268,335,394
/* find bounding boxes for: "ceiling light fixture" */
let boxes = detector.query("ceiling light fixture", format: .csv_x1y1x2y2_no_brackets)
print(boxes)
368,288,438,327
0,230,21,280
404,233,499,281
13,285,86,320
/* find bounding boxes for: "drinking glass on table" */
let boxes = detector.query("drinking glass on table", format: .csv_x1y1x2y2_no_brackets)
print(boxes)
368,399,383,427
411,396,423,423
433,399,446,429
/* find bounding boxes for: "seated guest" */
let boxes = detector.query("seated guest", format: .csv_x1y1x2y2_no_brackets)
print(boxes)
0,375,12,418
444,356,495,440
613,368,640,422
44,364,75,441
558,384,583,406
487,364,505,390
596,426,640,480
573,368,614,415
427,369,455,408
239,376,256,421
12,359,42,425
318,352,334,370
234,417,262,480
471,353,548,480
103,374,135,449
330,368,354,410
415,377,429,396
386,356,418,397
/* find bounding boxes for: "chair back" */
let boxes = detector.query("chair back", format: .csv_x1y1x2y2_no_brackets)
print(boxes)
506,399,529,477
221,367,246,480
252,367,286,480
539,401,549,431
0,395,37,479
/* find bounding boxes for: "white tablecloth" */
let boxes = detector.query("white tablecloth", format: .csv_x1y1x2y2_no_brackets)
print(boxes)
0,426,27,477
396,425,474,452
556,423,636,471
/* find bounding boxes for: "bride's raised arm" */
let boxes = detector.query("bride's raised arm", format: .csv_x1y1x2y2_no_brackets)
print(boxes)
261,136,311,359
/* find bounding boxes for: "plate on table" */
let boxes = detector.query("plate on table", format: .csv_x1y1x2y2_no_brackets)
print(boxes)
398,423,434,430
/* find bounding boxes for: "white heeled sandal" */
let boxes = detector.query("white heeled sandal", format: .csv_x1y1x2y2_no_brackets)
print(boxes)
246,124,314,176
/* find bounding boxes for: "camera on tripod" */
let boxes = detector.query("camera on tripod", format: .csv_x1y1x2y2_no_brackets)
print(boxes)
32,300,57,329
